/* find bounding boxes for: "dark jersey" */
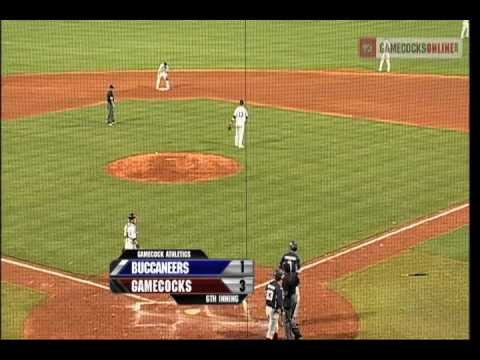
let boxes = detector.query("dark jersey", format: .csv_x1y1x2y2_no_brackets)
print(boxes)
282,272,299,298
265,281,283,310
106,90,115,104
280,251,301,273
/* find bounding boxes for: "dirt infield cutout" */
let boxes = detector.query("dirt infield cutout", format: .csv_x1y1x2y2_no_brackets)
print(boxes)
0,69,470,339
1,70,469,132
106,152,242,183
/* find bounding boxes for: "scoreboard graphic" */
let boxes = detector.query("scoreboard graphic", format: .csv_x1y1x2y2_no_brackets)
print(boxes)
109,249,255,305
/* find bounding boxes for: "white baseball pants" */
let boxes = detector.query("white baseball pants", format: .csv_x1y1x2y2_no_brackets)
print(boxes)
265,306,279,339
124,238,138,250
379,52,391,72
235,124,245,147
156,72,170,90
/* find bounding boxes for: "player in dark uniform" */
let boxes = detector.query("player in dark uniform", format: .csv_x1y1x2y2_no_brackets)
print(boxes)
279,240,301,320
106,84,115,126
279,240,301,272
282,262,303,340
265,269,284,340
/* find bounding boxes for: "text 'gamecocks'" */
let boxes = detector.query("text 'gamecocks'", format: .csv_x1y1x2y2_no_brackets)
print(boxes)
131,279,193,293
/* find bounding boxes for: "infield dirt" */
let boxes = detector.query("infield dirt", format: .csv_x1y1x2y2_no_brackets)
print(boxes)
2,70,469,132
1,69,469,338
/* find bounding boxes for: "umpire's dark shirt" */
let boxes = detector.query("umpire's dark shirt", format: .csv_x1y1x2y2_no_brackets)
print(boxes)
282,272,299,298
107,90,114,104
280,251,301,273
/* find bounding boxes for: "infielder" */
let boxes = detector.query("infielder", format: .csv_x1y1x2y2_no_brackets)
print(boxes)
106,84,116,126
228,99,249,149
461,20,469,39
123,213,139,250
265,269,284,340
156,62,170,91
279,241,301,321
282,262,302,340
378,39,391,73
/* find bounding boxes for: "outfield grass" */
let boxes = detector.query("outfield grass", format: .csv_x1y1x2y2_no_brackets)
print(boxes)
418,224,469,262
1,283,46,339
332,226,469,339
2,20,469,75
1,100,469,274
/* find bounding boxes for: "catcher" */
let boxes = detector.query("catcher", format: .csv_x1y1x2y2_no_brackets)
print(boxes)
282,262,303,340
280,240,301,320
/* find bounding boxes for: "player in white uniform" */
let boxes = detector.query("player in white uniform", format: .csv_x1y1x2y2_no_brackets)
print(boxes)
230,99,249,149
156,62,170,91
378,39,391,73
461,20,469,39
123,213,139,250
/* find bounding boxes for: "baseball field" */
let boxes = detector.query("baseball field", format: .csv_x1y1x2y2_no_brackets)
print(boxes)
1,20,469,339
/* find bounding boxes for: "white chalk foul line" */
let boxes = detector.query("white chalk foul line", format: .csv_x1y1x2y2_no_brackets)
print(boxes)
254,202,469,290
1,202,469,308
0,257,163,304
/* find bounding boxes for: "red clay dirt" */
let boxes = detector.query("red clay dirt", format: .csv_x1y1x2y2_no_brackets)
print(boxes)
1,204,469,339
106,152,242,183
0,69,470,339
2,70,469,132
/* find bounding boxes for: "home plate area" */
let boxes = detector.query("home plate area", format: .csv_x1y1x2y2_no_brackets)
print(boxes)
129,300,267,339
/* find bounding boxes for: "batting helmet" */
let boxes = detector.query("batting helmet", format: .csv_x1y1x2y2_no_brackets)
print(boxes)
274,269,284,281
289,240,298,252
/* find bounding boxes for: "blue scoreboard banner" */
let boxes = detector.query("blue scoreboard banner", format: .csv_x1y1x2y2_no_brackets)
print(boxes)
109,249,255,305
110,259,254,277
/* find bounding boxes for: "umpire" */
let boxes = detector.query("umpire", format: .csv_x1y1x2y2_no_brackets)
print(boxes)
282,261,303,340
106,84,116,126
280,240,301,320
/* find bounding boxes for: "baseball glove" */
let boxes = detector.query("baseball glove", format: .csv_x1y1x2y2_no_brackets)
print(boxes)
227,123,232,131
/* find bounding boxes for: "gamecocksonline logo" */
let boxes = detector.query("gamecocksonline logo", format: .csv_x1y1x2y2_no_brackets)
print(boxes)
359,37,463,59
359,38,377,58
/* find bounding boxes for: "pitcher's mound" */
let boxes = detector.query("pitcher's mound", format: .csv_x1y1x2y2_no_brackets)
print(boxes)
106,152,242,183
